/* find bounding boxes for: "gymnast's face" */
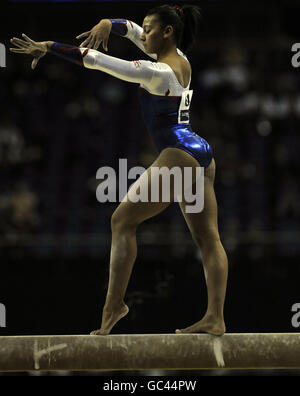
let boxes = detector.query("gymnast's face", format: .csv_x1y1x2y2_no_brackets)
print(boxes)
140,15,174,54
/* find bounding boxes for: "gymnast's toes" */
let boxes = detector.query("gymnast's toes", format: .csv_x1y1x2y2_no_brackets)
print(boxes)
90,329,109,335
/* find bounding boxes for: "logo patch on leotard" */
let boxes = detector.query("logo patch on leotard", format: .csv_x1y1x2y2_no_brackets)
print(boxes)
178,90,193,124
133,61,141,69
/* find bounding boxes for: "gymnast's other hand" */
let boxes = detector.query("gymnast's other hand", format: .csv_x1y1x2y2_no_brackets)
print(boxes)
76,19,112,51
10,34,50,70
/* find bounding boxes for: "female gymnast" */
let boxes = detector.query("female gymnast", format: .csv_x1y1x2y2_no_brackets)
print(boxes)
10,4,228,336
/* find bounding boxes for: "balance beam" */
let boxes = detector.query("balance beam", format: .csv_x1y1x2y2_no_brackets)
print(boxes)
0,333,300,371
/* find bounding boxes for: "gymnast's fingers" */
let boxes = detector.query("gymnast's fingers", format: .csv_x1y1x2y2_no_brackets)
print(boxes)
10,41,26,50
76,31,91,39
31,58,40,70
79,37,90,48
87,36,96,49
103,37,108,52
9,48,28,53
10,38,30,48
93,38,102,50
22,33,35,43
10,41,25,49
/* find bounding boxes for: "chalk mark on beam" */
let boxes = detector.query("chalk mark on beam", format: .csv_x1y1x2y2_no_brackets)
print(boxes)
33,340,67,370
213,337,225,367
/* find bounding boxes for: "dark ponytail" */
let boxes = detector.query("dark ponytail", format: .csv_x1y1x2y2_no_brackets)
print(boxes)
181,5,202,53
146,4,202,53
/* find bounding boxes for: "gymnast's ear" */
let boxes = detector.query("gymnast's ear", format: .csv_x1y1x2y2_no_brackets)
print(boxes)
163,25,174,38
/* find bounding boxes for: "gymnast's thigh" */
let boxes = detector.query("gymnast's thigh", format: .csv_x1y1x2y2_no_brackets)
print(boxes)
178,158,220,244
111,147,201,228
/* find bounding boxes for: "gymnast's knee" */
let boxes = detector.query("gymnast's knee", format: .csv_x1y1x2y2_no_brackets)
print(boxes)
110,210,137,234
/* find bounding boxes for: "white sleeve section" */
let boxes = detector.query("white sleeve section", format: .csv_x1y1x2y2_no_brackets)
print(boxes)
80,48,155,86
125,21,157,60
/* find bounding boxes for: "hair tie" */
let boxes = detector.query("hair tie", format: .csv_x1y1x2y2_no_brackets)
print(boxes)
173,5,184,19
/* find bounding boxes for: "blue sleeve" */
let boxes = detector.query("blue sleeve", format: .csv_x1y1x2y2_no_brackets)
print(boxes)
109,19,129,37
49,42,87,67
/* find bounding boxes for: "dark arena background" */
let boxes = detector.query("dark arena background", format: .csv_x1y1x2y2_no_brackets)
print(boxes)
0,0,300,379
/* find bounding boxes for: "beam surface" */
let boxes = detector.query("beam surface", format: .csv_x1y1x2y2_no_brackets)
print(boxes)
0,333,300,371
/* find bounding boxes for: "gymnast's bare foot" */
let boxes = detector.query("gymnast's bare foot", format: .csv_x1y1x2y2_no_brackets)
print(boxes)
90,303,129,335
175,315,226,336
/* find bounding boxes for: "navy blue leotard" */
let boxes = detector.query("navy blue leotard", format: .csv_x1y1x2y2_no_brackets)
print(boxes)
138,87,212,167
108,18,213,168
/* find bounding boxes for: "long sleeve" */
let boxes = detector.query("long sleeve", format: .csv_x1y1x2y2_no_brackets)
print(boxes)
109,18,157,60
49,42,155,86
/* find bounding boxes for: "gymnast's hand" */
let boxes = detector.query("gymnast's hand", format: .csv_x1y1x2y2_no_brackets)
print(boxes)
76,19,112,51
10,34,48,70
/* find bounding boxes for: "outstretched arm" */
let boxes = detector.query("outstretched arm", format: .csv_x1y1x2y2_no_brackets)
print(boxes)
10,34,155,86
50,42,155,85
